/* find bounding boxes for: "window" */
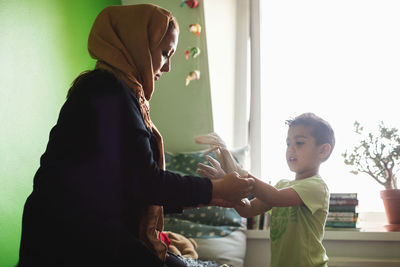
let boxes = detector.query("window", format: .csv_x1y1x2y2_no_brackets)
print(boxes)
258,1,400,212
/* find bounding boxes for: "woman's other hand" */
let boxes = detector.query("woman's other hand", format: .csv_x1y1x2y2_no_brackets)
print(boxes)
210,172,254,207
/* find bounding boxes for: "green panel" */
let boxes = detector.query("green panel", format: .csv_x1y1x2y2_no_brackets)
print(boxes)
123,0,214,153
0,0,120,266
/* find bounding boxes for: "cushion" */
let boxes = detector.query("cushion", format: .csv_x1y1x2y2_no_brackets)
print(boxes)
164,206,242,238
164,148,248,267
164,150,243,238
165,146,249,176
194,221,247,267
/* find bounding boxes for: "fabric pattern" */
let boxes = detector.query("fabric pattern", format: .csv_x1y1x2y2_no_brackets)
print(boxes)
177,255,221,267
164,151,242,238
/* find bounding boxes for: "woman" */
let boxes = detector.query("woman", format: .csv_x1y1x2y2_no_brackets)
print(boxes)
18,4,254,267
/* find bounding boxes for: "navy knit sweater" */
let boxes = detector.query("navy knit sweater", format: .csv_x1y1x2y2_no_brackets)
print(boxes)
18,69,212,267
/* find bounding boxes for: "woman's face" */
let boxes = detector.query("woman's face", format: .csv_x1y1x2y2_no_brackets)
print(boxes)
151,27,179,81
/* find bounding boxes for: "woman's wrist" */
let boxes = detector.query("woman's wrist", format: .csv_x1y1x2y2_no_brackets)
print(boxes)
210,178,223,200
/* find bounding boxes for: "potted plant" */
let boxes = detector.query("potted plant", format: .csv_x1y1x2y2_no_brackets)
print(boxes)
342,121,400,231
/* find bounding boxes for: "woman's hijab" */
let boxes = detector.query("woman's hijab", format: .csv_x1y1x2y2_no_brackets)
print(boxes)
88,4,175,170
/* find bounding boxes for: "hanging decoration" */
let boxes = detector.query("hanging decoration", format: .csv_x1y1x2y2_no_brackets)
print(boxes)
181,4,202,86
180,0,199,8
185,70,200,86
185,47,201,60
189,24,201,36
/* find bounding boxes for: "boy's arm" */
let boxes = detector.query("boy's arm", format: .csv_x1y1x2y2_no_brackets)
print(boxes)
249,174,303,207
235,197,272,218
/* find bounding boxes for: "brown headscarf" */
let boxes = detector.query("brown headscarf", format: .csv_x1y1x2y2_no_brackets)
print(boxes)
88,4,178,261
88,4,177,170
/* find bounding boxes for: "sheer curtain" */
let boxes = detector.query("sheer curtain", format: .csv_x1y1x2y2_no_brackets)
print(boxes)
255,0,400,212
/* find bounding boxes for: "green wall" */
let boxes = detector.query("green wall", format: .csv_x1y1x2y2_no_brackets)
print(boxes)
0,0,120,266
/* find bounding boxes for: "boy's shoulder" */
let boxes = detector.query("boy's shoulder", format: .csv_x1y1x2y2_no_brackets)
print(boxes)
274,179,292,189
297,175,328,190
275,175,328,190
292,176,330,213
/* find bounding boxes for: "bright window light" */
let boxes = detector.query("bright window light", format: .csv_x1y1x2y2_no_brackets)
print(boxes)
259,0,400,212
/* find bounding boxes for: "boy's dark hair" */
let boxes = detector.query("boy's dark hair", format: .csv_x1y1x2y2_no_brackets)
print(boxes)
286,113,335,160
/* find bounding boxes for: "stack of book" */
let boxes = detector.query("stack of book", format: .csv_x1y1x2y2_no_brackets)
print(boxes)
326,193,358,229
247,212,270,230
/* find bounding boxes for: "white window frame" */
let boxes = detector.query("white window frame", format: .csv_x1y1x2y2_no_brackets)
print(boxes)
246,0,400,220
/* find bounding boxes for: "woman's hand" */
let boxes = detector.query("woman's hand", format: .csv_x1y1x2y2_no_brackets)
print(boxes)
210,172,254,207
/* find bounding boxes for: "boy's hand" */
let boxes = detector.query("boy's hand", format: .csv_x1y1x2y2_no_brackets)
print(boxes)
211,172,254,207
194,132,248,177
215,147,248,177
197,155,226,179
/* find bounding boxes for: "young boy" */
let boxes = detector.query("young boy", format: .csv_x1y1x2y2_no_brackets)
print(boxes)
198,113,335,267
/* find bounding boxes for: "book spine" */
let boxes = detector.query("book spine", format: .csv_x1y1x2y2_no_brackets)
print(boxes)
329,199,359,205
258,213,265,230
247,212,271,230
329,205,356,212
263,212,270,229
325,221,356,228
247,217,254,229
330,193,357,199
328,212,357,217
327,217,358,222
254,214,260,230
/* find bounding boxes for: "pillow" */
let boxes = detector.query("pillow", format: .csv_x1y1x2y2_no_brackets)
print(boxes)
229,145,249,170
164,150,242,238
165,150,211,176
165,145,249,175
164,206,242,238
164,149,249,267
194,221,247,267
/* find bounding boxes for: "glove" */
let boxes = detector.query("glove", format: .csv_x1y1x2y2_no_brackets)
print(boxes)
195,133,248,177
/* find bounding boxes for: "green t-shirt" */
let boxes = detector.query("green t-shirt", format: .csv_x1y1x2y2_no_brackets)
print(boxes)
270,175,329,267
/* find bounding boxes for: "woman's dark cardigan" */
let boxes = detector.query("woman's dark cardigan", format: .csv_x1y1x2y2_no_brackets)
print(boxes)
18,70,212,266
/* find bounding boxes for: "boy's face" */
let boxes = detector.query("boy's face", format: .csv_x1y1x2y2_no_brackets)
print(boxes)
286,125,327,180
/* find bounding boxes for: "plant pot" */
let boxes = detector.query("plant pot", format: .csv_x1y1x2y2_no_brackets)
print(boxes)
380,189,400,231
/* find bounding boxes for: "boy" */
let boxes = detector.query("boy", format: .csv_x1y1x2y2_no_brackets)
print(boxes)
198,113,335,267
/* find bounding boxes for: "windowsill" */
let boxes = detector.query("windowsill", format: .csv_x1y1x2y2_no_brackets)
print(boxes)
246,229,400,241
244,213,400,267
246,212,400,241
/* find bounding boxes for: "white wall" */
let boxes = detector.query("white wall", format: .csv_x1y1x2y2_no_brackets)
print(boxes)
203,0,249,149
122,0,214,153
203,0,236,148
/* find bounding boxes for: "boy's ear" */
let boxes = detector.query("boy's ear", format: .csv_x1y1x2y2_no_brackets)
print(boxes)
319,143,332,161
